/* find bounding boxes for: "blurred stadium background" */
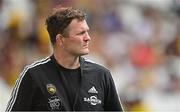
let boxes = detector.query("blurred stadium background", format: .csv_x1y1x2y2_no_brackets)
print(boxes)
0,0,180,111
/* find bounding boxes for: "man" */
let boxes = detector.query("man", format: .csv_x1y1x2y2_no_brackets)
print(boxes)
6,6,124,111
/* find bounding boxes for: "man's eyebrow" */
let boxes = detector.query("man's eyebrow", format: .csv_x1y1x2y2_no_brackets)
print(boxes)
76,30,86,35
76,28,89,34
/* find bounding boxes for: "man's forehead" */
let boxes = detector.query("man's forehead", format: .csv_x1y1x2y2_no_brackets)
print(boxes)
69,19,89,30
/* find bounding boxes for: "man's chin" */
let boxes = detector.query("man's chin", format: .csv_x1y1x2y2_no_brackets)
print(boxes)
80,51,89,56
81,52,89,56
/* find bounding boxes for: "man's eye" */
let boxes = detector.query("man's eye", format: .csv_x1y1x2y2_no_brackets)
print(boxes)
78,31,86,35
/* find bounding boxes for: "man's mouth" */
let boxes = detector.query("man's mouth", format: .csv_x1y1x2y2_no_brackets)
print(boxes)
83,44,89,47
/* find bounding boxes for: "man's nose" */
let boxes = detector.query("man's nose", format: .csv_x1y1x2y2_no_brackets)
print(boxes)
84,32,91,41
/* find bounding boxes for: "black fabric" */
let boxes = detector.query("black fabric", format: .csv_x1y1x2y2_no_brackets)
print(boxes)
6,55,124,111
57,63,81,109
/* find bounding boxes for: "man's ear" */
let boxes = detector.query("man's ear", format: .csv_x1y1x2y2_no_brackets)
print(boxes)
56,34,64,45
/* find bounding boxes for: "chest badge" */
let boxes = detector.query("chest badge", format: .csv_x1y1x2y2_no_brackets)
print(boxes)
46,84,56,95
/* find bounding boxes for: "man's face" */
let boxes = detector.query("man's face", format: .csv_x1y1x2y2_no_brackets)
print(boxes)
61,19,91,56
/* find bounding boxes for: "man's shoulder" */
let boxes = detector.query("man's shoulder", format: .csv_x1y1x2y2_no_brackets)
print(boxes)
83,58,110,72
24,56,51,72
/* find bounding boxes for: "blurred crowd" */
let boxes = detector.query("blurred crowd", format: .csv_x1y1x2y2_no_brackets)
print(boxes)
0,0,180,111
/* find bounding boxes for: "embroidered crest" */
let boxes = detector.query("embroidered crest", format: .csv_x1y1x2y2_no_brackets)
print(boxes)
46,84,56,95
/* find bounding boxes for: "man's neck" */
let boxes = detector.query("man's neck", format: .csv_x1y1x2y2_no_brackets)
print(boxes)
54,51,80,69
